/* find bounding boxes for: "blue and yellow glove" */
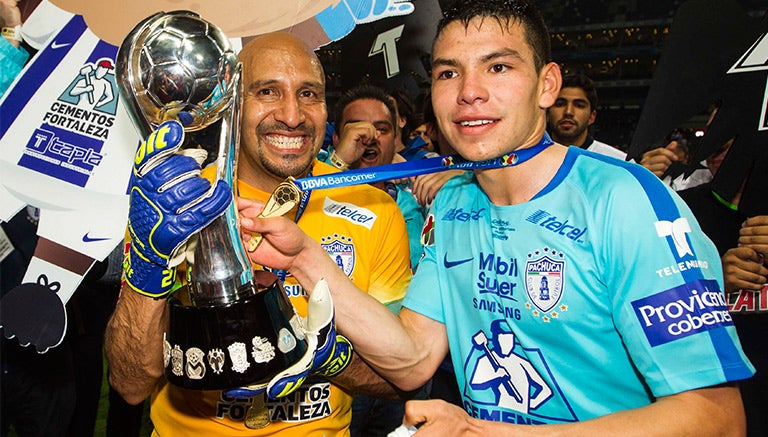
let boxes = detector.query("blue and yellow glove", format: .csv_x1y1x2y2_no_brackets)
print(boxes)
124,120,232,298
225,279,353,399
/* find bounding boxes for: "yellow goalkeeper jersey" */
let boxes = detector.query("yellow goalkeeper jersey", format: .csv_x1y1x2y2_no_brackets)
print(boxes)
149,160,412,436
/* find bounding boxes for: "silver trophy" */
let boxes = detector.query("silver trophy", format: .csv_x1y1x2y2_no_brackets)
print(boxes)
116,11,308,396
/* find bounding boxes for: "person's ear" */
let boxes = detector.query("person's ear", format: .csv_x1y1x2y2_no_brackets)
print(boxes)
538,62,562,109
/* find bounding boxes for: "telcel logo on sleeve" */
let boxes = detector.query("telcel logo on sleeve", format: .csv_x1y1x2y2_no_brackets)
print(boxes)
322,197,377,229
632,279,732,347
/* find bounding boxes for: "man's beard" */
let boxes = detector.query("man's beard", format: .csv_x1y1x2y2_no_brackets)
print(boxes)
552,120,586,142
256,122,317,179
258,151,314,179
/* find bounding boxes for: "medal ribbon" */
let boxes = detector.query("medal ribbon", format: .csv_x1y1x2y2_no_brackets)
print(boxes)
294,133,554,192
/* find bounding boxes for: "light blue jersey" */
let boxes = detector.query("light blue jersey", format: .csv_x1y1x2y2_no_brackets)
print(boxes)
404,147,754,425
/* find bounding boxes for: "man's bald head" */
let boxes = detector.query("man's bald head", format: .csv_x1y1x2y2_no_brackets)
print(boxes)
238,32,325,88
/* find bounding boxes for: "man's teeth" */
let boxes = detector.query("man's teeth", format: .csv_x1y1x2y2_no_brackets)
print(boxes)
460,119,494,127
267,135,303,149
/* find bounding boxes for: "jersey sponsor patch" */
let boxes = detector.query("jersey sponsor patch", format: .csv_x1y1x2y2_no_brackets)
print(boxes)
462,321,577,424
632,279,732,346
525,210,587,243
491,218,515,240
322,197,377,229
654,218,693,258
15,39,120,188
216,383,332,423
441,207,486,222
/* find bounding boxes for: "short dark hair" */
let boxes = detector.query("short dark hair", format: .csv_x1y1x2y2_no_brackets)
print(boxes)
436,0,551,71
562,73,598,111
333,84,397,133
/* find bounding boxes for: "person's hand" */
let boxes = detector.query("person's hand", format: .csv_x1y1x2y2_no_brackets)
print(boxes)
721,247,767,293
399,399,485,436
639,140,679,178
411,170,464,207
238,197,318,272
333,121,378,165
722,215,768,293
0,0,21,28
738,215,768,255
224,279,353,399
124,120,231,298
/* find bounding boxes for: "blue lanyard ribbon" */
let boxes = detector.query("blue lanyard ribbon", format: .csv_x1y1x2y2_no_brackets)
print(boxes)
273,133,553,281
294,133,554,191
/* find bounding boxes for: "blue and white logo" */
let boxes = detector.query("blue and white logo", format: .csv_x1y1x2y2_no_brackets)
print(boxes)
15,47,119,188
525,248,565,313
654,218,692,258
632,279,732,347
321,234,355,277
463,321,576,424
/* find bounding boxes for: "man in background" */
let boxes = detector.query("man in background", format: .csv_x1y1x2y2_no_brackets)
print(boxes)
546,73,626,159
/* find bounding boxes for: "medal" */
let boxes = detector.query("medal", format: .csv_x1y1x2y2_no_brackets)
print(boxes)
244,392,271,429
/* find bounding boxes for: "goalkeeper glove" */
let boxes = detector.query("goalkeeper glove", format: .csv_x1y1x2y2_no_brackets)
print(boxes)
124,120,231,298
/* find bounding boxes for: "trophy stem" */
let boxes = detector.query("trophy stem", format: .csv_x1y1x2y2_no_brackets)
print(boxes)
187,65,256,307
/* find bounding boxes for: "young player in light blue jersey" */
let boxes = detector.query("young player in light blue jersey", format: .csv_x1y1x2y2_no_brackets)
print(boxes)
404,147,751,425
240,0,754,434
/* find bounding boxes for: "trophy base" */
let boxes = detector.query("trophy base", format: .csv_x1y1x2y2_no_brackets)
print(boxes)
164,278,307,390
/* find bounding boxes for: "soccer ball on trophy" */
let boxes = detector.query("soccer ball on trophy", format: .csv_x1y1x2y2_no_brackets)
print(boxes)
117,10,239,134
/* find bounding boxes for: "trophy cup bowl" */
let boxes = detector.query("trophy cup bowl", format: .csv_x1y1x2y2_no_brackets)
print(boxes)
117,10,237,133
116,11,308,392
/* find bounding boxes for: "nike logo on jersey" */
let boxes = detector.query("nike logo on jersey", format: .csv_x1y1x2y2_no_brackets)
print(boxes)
51,41,71,50
444,254,473,269
82,233,110,243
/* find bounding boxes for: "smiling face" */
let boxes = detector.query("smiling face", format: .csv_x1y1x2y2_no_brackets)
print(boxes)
546,86,595,146
339,98,396,169
430,17,558,161
236,33,327,191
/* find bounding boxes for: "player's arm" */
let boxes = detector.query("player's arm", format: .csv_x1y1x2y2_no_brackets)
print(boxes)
401,383,744,436
330,352,421,400
105,286,168,404
238,197,448,391
106,121,231,404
